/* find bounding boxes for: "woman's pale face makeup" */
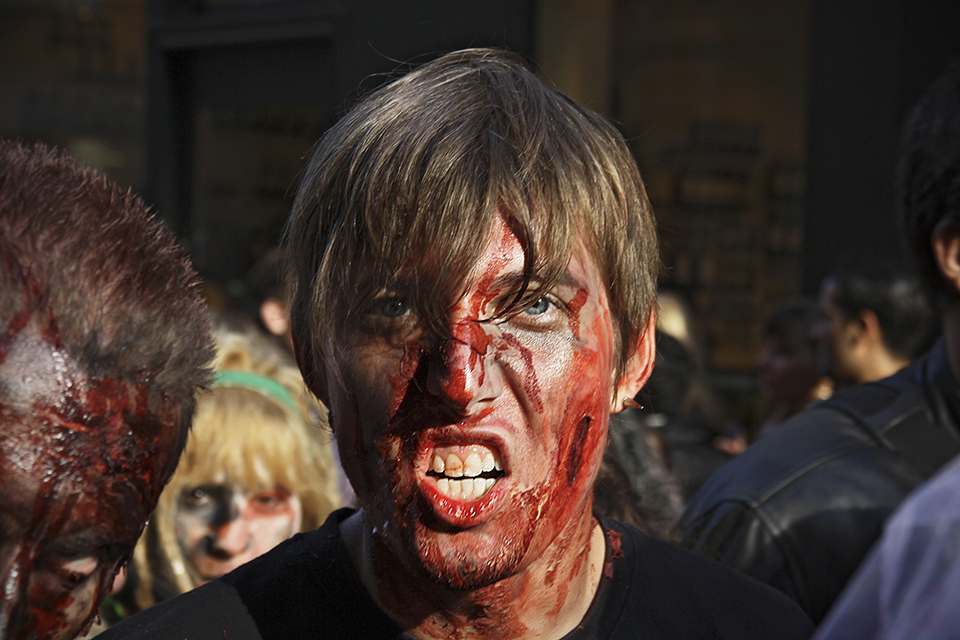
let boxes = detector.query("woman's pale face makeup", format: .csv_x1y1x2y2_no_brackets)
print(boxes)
173,480,303,584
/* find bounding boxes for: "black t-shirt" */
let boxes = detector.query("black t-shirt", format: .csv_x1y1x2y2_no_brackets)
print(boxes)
101,508,813,639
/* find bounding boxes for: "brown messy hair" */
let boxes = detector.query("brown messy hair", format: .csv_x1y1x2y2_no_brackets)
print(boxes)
0,139,215,464
286,48,659,394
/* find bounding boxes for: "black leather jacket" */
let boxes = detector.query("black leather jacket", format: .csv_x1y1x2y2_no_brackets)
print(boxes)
680,343,960,623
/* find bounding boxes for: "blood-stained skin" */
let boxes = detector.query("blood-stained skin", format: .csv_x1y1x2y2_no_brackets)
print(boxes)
0,310,180,640
326,215,653,639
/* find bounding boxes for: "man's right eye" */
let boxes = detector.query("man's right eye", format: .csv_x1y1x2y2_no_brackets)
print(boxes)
376,298,410,318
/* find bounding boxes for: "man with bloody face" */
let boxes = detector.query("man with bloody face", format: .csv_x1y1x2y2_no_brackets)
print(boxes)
102,49,811,640
0,140,215,640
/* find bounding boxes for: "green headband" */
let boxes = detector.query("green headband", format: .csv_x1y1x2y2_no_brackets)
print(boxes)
211,371,298,414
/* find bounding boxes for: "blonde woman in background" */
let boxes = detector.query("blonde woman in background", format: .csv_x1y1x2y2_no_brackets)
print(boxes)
105,317,342,621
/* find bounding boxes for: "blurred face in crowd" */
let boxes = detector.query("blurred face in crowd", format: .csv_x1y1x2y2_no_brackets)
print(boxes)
173,482,302,584
324,215,651,591
0,332,179,640
758,322,821,412
815,278,859,385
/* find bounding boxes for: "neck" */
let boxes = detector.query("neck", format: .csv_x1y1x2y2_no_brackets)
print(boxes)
341,507,606,640
854,345,911,385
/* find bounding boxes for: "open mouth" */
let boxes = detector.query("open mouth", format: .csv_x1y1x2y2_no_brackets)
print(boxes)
426,444,505,501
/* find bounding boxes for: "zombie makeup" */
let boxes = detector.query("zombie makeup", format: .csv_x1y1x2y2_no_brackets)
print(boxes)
173,482,302,584
0,329,180,640
328,215,627,601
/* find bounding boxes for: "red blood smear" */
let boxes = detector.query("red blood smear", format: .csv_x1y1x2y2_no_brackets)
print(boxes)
607,528,623,559
2,294,179,639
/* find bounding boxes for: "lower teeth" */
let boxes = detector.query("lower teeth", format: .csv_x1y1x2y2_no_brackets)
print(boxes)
436,476,496,500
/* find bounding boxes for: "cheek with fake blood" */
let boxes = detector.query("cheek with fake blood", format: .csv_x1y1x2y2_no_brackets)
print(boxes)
17,560,114,640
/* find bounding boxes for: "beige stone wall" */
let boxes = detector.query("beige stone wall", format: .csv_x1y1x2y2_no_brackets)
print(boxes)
0,1,147,190
538,0,810,381
536,0,614,113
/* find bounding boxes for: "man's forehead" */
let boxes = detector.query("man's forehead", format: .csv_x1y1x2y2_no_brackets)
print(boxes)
456,218,595,289
0,332,82,412
1,331,179,476
0,330,174,426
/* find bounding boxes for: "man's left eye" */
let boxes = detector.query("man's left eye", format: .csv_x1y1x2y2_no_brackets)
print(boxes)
523,297,552,316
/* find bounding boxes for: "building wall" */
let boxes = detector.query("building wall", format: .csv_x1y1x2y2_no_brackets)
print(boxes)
0,1,148,191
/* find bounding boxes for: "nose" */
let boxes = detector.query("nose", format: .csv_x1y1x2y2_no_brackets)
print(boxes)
426,319,504,415
209,499,251,557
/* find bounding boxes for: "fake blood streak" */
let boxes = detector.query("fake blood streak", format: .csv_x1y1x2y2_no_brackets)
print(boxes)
439,226,516,411
2,302,178,639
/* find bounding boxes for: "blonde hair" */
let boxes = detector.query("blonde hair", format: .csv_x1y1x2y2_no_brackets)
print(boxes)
132,319,341,609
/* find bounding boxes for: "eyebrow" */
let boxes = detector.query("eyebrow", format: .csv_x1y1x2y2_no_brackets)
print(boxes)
47,530,116,551
485,269,584,295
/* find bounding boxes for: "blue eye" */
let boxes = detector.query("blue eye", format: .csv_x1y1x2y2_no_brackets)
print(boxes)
523,298,551,315
378,298,409,318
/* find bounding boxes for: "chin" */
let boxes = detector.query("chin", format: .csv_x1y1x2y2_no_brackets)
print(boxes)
414,528,529,591
401,496,546,591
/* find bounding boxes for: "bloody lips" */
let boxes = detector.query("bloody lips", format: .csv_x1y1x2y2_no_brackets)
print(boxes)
417,436,508,528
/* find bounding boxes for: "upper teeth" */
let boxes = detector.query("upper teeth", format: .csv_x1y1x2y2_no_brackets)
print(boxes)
429,445,504,501
431,446,502,479
429,445,504,500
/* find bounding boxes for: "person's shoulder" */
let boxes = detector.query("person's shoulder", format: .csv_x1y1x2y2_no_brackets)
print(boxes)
100,510,358,640
97,579,262,639
607,520,814,639
681,401,878,520
887,452,960,534
681,359,946,521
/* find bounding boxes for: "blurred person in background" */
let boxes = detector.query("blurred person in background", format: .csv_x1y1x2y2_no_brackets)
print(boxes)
618,289,745,504
810,60,960,640
756,300,834,436
99,319,341,627
681,63,960,624
242,248,292,347
238,250,357,507
815,259,934,391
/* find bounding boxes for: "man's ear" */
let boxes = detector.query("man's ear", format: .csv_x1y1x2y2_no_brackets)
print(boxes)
855,309,882,346
933,218,960,295
259,297,291,339
610,309,657,414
